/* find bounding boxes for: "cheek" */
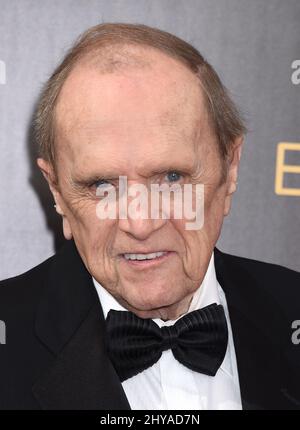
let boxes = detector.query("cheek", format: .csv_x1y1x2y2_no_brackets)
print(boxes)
65,197,104,236
82,220,117,260
171,219,207,277
74,219,120,291
69,209,97,245
204,187,227,238
170,188,225,279
65,201,117,263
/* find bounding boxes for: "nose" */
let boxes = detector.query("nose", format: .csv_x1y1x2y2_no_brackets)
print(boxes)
118,216,167,240
117,179,168,240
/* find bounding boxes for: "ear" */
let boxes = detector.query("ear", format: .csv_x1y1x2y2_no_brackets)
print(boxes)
37,158,73,239
223,136,244,216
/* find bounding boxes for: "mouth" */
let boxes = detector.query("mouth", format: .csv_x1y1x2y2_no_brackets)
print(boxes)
120,251,174,268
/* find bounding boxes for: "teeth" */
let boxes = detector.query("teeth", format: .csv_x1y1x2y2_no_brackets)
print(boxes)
124,251,166,261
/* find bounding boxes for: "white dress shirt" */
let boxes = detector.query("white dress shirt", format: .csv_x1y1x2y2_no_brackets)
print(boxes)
93,252,242,410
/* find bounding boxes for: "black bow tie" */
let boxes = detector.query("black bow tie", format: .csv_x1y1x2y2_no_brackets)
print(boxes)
105,303,228,382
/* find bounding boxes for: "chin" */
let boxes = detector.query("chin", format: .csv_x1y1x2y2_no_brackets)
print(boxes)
123,287,180,313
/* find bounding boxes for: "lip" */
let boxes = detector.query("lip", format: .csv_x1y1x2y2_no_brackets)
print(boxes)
120,251,174,268
119,249,171,255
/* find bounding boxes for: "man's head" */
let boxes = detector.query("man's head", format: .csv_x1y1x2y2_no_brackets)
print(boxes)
36,23,245,320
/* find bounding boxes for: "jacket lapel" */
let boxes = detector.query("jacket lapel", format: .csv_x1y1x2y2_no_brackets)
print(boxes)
214,247,300,410
33,240,130,410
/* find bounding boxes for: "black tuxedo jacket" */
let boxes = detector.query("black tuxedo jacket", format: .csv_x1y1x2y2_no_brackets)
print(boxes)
0,239,300,410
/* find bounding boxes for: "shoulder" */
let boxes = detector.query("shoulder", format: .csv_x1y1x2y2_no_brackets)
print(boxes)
0,254,59,408
0,239,85,321
217,248,300,282
215,248,300,314
0,254,54,318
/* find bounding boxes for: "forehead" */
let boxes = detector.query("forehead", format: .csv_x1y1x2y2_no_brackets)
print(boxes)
54,47,212,172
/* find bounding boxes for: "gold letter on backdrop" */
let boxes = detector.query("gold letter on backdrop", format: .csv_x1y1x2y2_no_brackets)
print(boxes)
275,142,300,196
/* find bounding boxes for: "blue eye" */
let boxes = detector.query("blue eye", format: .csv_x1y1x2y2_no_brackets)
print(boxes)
165,171,182,183
95,179,110,187
94,180,115,196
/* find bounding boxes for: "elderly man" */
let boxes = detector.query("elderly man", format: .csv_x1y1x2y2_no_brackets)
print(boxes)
0,23,300,410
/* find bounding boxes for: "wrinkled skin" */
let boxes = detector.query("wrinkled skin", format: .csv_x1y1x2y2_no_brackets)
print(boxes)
38,46,243,320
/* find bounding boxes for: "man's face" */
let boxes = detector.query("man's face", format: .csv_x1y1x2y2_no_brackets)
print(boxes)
39,47,241,320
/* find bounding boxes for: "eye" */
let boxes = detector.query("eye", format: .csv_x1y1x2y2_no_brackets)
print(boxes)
165,171,182,183
95,179,110,187
94,179,115,196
